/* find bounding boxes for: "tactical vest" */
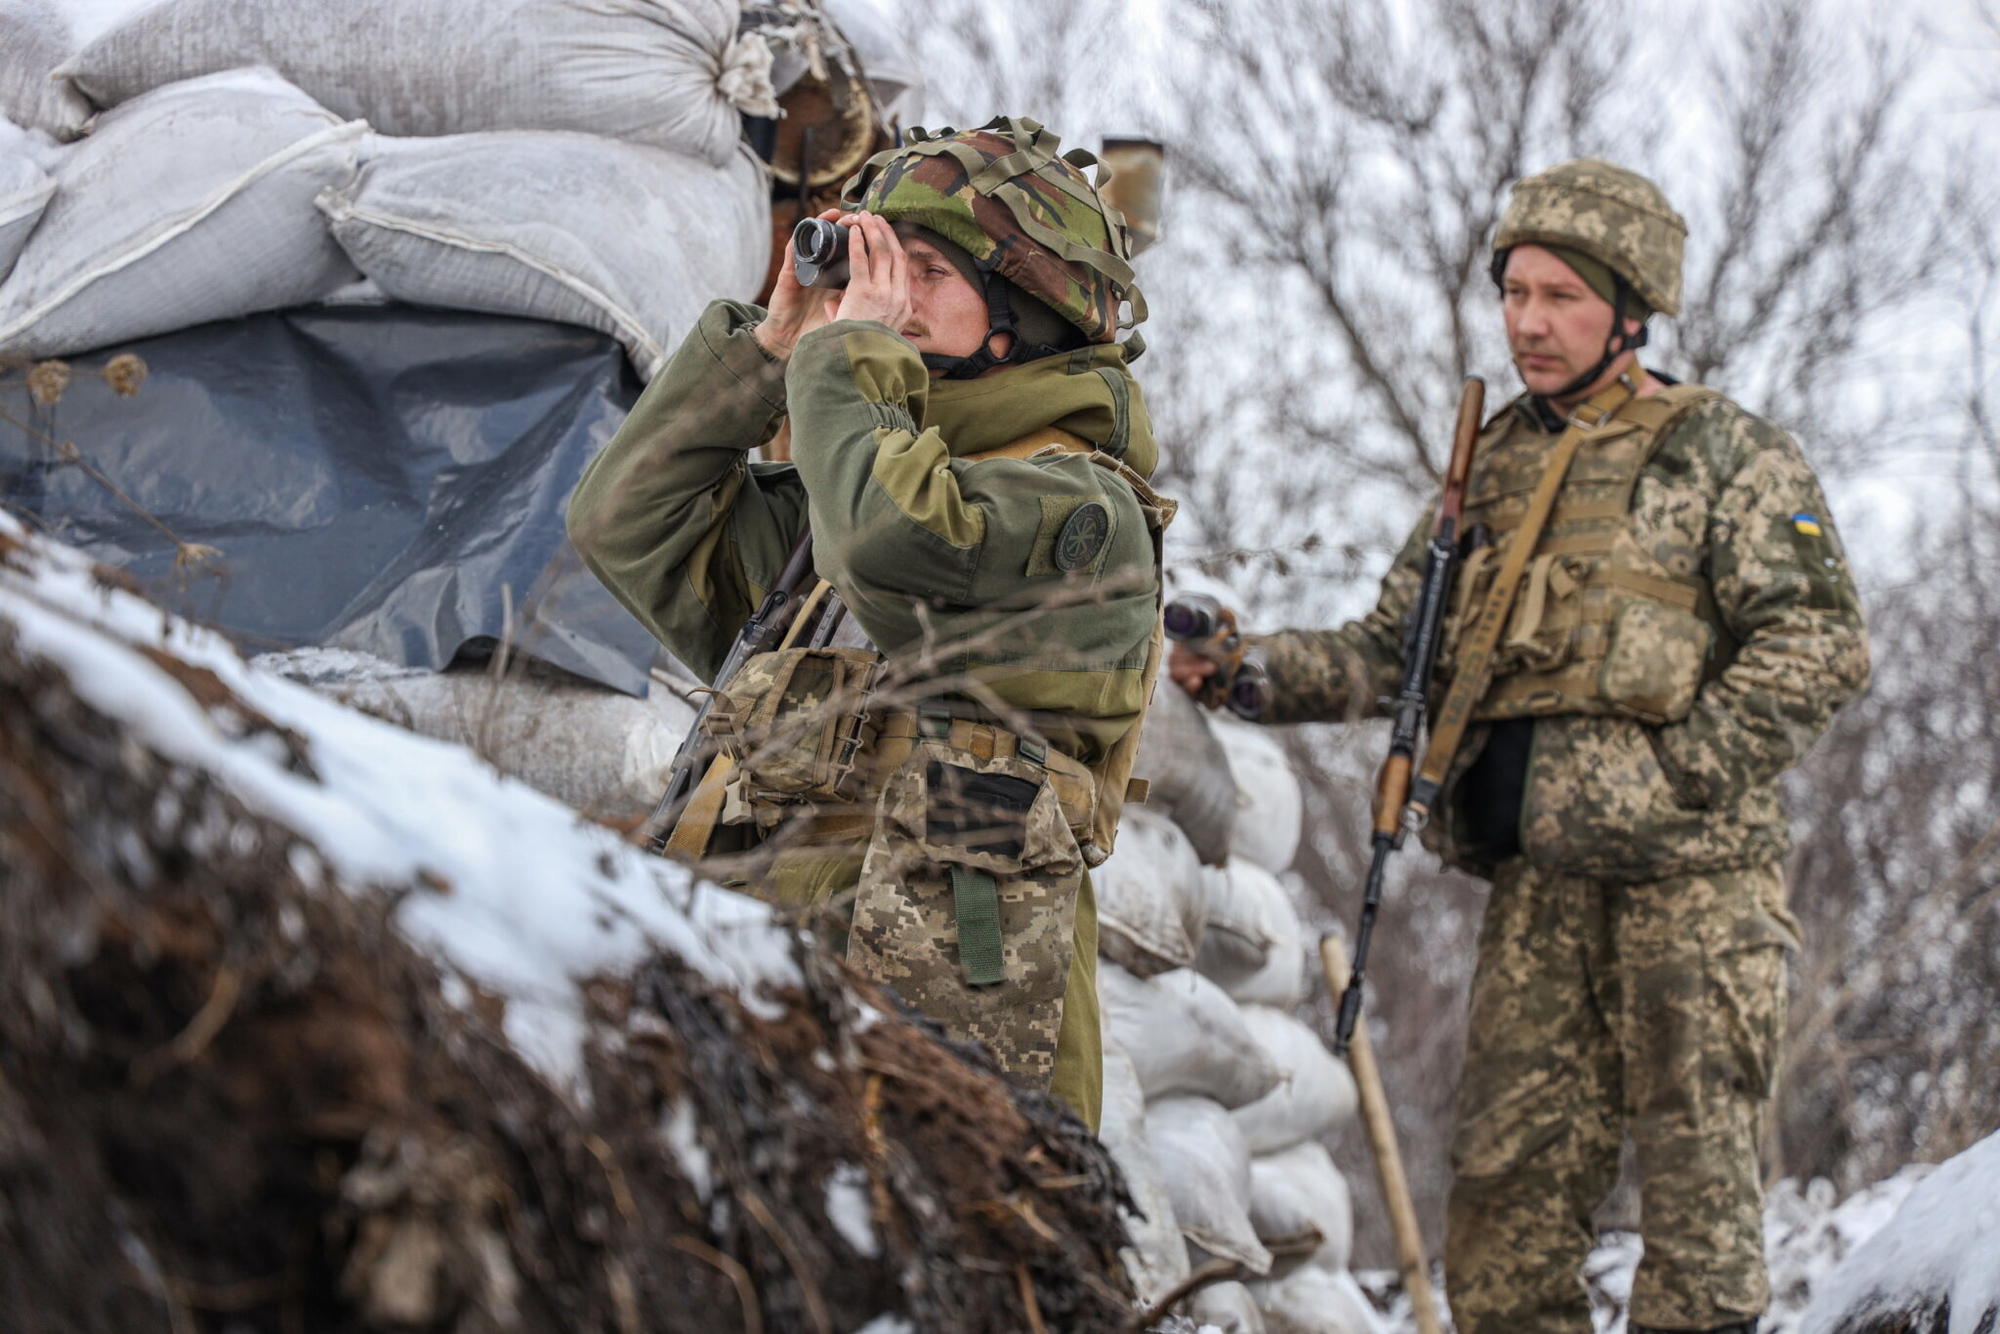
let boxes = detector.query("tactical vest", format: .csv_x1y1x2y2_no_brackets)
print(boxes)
1444,384,1729,726
674,425,1174,867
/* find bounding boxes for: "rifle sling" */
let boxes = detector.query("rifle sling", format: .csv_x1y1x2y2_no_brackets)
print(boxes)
1411,376,1639,811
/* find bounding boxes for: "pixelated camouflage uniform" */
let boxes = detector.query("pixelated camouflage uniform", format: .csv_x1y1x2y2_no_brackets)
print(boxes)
565,124,1163,1130
1254,376,1868,1323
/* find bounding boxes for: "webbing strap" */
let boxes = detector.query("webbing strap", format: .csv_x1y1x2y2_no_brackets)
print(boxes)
950,865,1006,986
663,754,734,860
1411,376,1639,812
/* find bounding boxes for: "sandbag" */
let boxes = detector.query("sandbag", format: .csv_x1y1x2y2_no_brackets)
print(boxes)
1213,715,1304,873
1133,669,1236,865
1197,857,1306,1006
1247,1264,1386,1334
56,0,754,163
318,131,768,382
0,68,361,359
1094,805,1208,978
1100,961,1279,1111
1186,1280,1268,1334
1144,1096,1271,1275
1232,1006,1357,1154
257,650,699,822
0,128,53,281
1248,1141,1353,1276
1098,1044,1189,1308
0,0,89,137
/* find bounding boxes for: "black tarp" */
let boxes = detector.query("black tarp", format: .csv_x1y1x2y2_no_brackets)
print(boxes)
1,304,662,695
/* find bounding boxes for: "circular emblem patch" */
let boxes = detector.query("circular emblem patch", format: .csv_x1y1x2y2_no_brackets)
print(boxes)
1053,502,1110,572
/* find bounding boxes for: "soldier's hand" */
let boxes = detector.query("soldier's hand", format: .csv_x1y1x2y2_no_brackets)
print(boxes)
1166,641,1221,703
755,207,842,361
831,212,914,334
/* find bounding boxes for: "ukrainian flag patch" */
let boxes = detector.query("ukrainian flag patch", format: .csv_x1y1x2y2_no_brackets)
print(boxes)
1792,512,1823,536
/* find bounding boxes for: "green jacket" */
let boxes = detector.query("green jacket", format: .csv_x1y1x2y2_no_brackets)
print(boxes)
566,300,1161,758
1252,388,1871,881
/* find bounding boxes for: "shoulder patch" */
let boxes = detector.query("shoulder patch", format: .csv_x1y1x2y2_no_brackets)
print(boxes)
1054,501,1110,571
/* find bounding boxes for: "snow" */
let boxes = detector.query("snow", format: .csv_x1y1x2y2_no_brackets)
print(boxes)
661,1098,713,1205
0,513,803,1088
1800,1131,2000,1334
824,1162,880,1259
852,1318,914,1334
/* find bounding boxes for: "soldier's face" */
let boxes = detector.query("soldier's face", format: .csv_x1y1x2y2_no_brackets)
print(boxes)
1501,245,1637,398
898,236,1012,365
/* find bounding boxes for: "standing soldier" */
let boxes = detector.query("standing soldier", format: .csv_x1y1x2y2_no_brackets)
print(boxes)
1169,159,1869,1332
568,117,1168,1132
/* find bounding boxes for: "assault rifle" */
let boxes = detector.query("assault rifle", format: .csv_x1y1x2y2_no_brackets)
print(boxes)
1332,377,1485,1057
643,528,821,855
1162,594,1270,720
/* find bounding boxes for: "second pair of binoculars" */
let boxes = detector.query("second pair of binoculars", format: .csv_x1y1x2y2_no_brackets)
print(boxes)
1164,594,1269,721
792,217,854,290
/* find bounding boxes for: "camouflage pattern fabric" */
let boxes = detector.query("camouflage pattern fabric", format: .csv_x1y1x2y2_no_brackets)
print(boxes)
1494,158,1687,316
1444,860,1796,1332
566,299,1170,1128
848,740,1084,1088
1249,388,1869,883
844,115,1142,343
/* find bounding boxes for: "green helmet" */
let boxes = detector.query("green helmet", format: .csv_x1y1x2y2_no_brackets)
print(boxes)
842,115,1145,352
1492,158,1686,317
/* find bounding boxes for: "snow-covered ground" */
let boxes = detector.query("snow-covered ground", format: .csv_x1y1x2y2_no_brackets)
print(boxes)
1351,1158,1977,1334
0,510,803,1086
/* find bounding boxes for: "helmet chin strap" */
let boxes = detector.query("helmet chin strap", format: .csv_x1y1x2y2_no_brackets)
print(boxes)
919,269,1074,380
1540,278,1648,405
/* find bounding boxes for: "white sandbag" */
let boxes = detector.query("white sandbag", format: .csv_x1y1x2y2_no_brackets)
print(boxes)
255,649,699,822
1186,1280,1268,1334
1099,1044,1190,1308
1100,961,1279,1111
0,0,90,137
1144,1096,1271,1275
0,133,53,281
1133,669,1236,865
1095,805,1208,978
57,0,753,163
1232,1006,1357,1154
1212,715,1304,873
1197,857,1306,1006
1248,1141,1353,1276
1247,1264,1386,1334
318,132,767,382
0,68,361,359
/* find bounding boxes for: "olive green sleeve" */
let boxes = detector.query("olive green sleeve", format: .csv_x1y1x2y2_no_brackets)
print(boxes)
1652,413,1871,807
565,300,809,683
1248,515,1430,725
784,321,1145,619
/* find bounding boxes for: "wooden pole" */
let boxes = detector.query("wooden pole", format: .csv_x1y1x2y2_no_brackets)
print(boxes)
1319,934,1445,1334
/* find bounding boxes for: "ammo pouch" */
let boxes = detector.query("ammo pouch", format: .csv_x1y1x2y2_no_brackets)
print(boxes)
846,711,1088,1090
702,646,884,828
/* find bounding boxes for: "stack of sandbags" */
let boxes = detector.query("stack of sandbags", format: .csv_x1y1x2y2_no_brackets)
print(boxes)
0,68,366,358
52,0,760,163
0,0,773,368
1096,612,1381,1332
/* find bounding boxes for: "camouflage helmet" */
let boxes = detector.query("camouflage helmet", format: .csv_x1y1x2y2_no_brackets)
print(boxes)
841,115,1145,343
1492,158,1686,317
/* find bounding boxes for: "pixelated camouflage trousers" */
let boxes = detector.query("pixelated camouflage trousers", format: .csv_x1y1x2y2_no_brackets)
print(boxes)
1444,859,1798,1333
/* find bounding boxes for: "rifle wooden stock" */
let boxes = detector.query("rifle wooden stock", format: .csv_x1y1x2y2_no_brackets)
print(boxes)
1334,377,1484,1057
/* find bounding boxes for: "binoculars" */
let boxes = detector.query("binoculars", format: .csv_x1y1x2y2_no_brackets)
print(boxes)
1164,594,1269,721
792,217,852,289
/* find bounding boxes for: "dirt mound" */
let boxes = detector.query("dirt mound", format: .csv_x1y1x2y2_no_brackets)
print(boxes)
0,523,1135,1333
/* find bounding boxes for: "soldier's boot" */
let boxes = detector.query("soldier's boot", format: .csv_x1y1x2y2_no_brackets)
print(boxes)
1628,1321,1759,1334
